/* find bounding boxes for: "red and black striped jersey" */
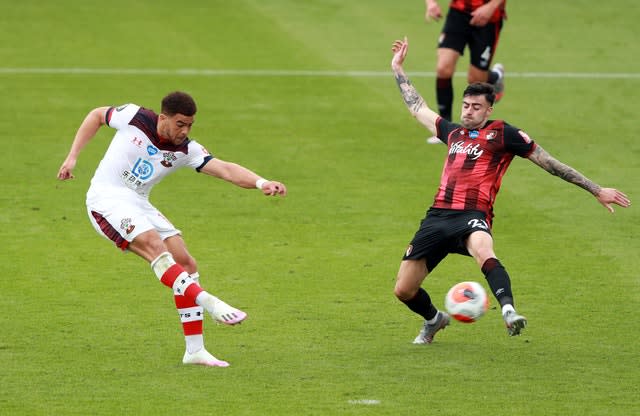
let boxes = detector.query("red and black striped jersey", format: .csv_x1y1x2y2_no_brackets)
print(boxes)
449,0,506,23
433,117,536,223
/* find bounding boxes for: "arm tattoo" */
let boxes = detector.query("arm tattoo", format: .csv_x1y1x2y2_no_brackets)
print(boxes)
394,73,425,114
529,146,601,195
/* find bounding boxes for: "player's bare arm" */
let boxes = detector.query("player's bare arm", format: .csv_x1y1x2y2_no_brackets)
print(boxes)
528,145,601,194
57,106,109,180
395,74,427,116
200,158,287,196
391,37,439,134
528,145,631,212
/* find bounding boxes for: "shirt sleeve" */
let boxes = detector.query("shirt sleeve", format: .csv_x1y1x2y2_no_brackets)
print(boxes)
503,123,537,158
105,104,140,129
184,140,215,170
435,117,459,144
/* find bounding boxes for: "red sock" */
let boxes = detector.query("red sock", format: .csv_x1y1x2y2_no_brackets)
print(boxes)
175,294,203,336
160,264,204,301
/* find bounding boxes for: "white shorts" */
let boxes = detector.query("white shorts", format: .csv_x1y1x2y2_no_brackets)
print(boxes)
86,194,181,250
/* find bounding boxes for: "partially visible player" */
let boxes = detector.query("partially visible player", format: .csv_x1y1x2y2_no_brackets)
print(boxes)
390,37,630,343
57,91,287,367
425,0,507,144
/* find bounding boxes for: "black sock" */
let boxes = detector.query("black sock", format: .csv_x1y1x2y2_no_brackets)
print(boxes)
436,77,453,121
481,258,514,308
487,69,499,85
401,288,438,321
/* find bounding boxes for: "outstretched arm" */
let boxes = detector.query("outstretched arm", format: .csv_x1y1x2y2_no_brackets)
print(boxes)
528,145,631,213
391,37,440,135
200,158,287,196
57,106,110,180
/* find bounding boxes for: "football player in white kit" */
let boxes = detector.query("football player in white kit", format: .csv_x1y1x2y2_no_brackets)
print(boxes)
57,91,287,367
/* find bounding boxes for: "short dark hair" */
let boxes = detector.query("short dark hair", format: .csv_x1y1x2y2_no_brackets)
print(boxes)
161,91,197,116
463,82,495,106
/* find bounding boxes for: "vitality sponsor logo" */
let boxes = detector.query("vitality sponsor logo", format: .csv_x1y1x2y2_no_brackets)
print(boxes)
449,141,484,160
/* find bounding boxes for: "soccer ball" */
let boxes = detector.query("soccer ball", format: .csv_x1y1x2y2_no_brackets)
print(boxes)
444,281,489,323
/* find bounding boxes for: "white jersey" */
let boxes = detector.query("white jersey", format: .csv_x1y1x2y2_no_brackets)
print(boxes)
87,104,212,201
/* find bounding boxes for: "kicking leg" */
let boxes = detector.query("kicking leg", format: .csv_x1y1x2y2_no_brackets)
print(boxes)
466,231,527,336
162,235,221,364
129,231,245,366
147,250,247,326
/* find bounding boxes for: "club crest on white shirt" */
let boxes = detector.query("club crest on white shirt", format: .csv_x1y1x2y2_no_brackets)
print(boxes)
120,217,135,234
161,152,177,168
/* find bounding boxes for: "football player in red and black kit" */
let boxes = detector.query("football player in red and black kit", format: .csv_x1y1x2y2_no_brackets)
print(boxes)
390,37,631,343
424,0,507,144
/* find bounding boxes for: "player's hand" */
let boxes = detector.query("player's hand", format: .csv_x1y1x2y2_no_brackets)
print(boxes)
470,3,494,26
57,158,77,180
425,2,442,22
596,188,631,213
260,181,287,197
391,37,408,71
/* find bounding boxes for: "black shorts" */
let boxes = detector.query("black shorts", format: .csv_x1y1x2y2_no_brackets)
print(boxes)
438,8,503,70
403,208,492,272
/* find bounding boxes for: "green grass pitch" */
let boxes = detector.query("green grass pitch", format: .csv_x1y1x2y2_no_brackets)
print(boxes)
1,1,638,415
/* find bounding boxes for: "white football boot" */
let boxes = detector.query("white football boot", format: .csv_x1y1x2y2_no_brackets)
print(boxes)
182,348,230,367
199,295,247,325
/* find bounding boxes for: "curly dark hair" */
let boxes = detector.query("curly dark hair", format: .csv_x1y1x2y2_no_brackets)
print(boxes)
463,82,496,106
161,91,197,116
